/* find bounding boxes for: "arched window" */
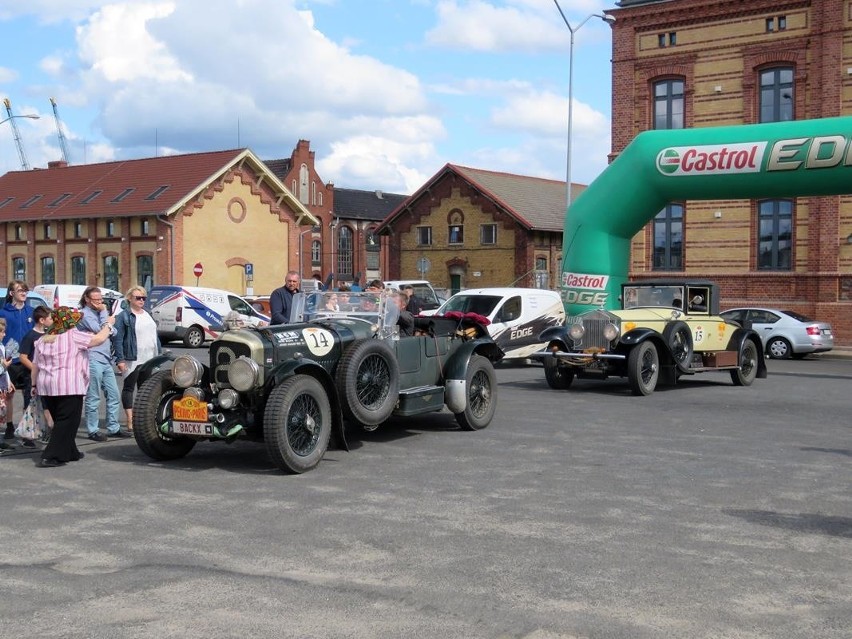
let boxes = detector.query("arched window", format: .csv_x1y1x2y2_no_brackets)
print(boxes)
759,67,794,123
71,256,86,285
137,255,154,289
12,257,25,281
653,79,684,129
311,240,321,265
757,200,793,270
41,256,55,284
299,164,309,204
337,226,353,279
103,255,119,291
653,203,684,270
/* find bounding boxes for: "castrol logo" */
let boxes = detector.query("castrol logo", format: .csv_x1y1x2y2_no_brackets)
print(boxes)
562,272,609,289
656,142,767,176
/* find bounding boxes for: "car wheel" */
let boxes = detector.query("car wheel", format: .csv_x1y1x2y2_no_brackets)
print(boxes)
455,355,498,431
264,375,332,474
730,339,759,386
543,357,574,389
132,370,197,461
336,339,400,428
627,341,659,396
663,321,693,369
183,325,205,348
766,336,792,359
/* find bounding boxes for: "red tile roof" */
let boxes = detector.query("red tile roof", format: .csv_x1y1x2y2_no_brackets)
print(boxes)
0,149,315,223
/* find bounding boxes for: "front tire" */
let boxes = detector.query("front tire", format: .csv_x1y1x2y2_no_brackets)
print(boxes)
627,341,659,396
766,336,792,359
264,375,332,474
454,355,497,431
183,325,205,348
731,339,759,386
664,321,693,370
544,357,574,389
133,371,197,460
336,339,399,428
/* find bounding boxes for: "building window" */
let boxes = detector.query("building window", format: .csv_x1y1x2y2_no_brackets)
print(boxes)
71,256,86,285
41,256,55,284
481,224,497,245
317,191,323,207
15,224,23,241
778,15,786,30
766,18,775,32
12,257,25,281
137,255,153,290
103,255,119,291
448,225,464,244
654,79,685,129
311,240,321,265
658,33,666,48
140,219,149,236
80,190,102,205
0,197,13,209
365,230,380,252
417,226,432,246
337,226,353,279
106,220,115,237
144,185,169,201
367,251,379,270
759,67,794,123
73,222,82,238
535,257,547,271
299,164,309,205
669,32,677,46
653,203,684,271
43,223,52,239
758,200,793,270
48,193,72,207
110,188,135,203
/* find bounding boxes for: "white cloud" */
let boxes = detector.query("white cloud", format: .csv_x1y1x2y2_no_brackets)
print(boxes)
0,66,17,83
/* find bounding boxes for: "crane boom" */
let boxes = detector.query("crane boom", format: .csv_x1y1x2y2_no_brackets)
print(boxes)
49,97,71,164
3,98,31,170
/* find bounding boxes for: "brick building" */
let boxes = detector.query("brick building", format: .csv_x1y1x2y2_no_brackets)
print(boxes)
377,164,579,295
610,0,852,343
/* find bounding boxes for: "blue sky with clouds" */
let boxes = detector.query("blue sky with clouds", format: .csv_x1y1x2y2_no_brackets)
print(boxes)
0,0,615,194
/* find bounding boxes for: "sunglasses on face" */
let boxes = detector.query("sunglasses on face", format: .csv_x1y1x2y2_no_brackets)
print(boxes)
134,295,147,301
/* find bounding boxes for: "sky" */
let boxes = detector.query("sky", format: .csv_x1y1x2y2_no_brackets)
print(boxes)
0,0,616,195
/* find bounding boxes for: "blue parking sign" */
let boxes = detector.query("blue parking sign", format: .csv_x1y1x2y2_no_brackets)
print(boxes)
245,263,254,276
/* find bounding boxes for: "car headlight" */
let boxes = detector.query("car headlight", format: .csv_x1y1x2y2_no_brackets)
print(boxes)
569,323,585,340
217,388,240,409
172,356,203,388
602,322,620,341
228,356,260,392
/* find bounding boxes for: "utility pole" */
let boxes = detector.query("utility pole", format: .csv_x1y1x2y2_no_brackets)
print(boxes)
49,97,71,164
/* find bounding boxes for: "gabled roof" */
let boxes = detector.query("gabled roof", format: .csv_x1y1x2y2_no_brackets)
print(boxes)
333,187,408,222
0,149,317,225
378,163,583,233
264,158,292,181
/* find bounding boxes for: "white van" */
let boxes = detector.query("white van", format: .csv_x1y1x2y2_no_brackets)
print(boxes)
429,287,565,361
33,284,124,314
383,280,442,311
147,285,270,347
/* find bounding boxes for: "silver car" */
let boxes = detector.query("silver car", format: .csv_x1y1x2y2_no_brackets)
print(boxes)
720,308,834,359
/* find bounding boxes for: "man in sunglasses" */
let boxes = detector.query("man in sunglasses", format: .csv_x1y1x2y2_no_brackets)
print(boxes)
270,271,301,325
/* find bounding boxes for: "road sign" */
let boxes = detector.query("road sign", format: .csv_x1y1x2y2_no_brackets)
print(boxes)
193,262,203,277
245,263,253,276
417,257,431,274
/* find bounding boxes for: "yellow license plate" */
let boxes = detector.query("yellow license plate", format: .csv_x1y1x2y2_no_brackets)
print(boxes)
172,396,208,422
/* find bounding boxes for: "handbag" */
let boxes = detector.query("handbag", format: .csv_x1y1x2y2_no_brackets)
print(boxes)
15,400,40,441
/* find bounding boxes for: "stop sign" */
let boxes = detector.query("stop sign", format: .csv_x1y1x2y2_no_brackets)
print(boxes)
193,262,203,277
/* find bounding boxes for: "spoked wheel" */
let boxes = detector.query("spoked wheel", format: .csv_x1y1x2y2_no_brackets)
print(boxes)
133,371,197,460
627,341,659,396
455,355,497,431
544,357,574,390
336,339,399,429
264,375,332,473
664,321,693,370
731,339,759,386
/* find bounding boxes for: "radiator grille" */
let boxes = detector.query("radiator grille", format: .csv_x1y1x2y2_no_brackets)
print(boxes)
569,310,619,351
210,341,253,387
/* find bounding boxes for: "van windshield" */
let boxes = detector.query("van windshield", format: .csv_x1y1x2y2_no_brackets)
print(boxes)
441,294,502,317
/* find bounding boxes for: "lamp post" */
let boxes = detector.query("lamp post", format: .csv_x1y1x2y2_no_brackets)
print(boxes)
298,226,317,280
552,1,615,211
0,113,40,171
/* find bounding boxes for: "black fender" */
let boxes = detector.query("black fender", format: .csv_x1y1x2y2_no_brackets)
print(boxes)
134,353,177,389
264,357,348,451
617,328,677,383
443,339,503,381
727,329,768,379
539,325,570,343
618,327,662,349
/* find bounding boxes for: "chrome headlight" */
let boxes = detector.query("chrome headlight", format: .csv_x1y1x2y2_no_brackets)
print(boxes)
228,356,260,392
602,322,620,341
217,388,240,409
569,323,585,340
172,356,204,388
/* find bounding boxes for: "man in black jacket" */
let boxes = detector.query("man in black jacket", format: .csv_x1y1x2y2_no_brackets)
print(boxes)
270,271,301,325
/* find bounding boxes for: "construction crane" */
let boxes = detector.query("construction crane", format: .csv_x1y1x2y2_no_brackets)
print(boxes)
49,97,71,164
2,98,34,170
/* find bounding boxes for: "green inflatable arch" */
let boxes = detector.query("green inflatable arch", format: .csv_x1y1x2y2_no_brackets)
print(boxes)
561,116,852,315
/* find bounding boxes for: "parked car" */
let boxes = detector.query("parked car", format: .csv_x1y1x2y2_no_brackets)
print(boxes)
426,287,565,361
131,290,504,474
719,307,834,359
244,295,271,316
26,290,50,311
33,283,123,313
536,280,767,395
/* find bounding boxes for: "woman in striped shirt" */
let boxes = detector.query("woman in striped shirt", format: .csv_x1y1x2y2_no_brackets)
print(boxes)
32,307,114,468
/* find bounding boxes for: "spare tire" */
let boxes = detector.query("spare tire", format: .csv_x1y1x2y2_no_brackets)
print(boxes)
663,321,693,370
335,339,400,427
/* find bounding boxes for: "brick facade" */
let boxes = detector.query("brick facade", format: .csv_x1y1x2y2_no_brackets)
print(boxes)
610,0,852,344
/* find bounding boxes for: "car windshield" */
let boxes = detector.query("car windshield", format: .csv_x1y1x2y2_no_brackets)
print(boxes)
623,285,685,309
440,294,502,316
294,290,400,335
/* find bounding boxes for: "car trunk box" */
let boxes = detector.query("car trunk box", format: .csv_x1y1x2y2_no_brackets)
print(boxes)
395,385,445,416
703,351,738,367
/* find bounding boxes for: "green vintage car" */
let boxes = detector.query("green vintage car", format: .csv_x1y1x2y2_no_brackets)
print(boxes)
537,280,767,395
132,290,504,473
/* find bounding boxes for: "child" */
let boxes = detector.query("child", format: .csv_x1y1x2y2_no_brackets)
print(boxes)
19,306,54,444
0,318,16,450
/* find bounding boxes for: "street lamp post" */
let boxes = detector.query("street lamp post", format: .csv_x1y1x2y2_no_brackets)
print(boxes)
298,226,316,280
552,2,615,211
0,112,40,171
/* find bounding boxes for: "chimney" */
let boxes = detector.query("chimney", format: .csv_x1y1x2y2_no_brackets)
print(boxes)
48,160,68,169
375,190,383,199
